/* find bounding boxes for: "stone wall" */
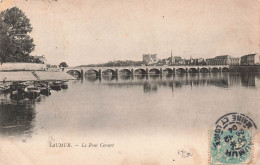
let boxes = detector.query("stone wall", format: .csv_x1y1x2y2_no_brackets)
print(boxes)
0,63,46,71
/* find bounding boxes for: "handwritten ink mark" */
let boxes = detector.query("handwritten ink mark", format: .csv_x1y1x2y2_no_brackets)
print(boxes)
178,149,193,158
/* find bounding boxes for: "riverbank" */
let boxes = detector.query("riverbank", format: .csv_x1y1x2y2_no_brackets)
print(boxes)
0,71,75,82
229,65,260,72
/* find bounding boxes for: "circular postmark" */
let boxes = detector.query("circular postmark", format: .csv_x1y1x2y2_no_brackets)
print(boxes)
210,113,257,164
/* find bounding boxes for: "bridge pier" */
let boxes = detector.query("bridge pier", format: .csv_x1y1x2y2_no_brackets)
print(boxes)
80,69,84,78
115,69,119,77
146,68,149,75
98,69,102,77
131,69,134,75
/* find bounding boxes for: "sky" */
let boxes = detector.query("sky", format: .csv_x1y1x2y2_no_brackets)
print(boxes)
0,0,259,66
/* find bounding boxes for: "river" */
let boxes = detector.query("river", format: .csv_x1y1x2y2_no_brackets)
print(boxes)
0,72,259,164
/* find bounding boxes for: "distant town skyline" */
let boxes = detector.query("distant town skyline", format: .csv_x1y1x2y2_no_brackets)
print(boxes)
1,0,259,66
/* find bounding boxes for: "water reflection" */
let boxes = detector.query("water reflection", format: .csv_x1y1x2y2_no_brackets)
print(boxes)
86,76,100,82
241,73,256,87
143,82,158,93
84,72,259,92
0,86,51,137
119,75,132,80
0,97,36,137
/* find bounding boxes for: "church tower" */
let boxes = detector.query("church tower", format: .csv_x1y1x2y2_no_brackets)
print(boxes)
171,49,173,64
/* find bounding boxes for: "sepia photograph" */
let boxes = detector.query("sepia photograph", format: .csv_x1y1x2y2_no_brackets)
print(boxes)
0,0,259,164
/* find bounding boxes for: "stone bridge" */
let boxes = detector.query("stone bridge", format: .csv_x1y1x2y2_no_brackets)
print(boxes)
64,65,229,78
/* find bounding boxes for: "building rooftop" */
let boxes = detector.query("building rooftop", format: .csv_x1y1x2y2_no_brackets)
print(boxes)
214,55,229,59
241,54,257,57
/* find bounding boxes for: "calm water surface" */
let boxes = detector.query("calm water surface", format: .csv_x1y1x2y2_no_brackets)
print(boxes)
0,72,259,139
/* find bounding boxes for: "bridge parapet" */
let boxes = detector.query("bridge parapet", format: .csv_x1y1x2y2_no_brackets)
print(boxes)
67,65,228,70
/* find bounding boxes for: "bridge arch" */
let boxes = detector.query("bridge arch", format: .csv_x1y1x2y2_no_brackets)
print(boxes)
66,70,81,78
211,67,220,72
102,69,117,76
134,69,147,75
163,68,174,74
200,68,210,73
188,68,198,73
85,69,100,76
119,69,132,75
222,67,229,72
149,68,161,74
176,68,186,73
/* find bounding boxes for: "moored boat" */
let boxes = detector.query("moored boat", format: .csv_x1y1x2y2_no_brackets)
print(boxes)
0,85,10,92
24,86,41,100
9,82,28,92
60,82,68,89
36,82,51,96
49,81,62,91
10,88,26,100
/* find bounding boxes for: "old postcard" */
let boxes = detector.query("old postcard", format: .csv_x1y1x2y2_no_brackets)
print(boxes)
0,0,259,164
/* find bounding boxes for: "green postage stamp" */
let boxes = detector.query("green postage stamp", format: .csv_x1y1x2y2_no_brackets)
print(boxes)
209,113,257,165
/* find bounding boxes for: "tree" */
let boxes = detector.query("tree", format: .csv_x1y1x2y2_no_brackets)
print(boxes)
59,62,68,67
0,7,35,62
